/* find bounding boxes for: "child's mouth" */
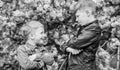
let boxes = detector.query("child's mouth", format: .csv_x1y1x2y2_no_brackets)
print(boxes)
42,38,48,45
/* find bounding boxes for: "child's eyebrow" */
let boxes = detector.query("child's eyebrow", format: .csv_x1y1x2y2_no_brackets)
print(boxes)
40,32,44,33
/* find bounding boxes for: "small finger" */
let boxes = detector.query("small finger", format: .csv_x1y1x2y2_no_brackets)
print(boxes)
73,51,78,55
74,50,79,55
78,50,81,53
79,49,83,52
76,51,79,54
72,51,76,55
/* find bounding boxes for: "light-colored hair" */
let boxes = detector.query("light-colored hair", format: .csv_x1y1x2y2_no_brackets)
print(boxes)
21,21,44,38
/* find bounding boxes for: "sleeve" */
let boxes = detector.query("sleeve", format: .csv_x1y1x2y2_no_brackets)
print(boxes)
60,43,69,53
63,23,101,51
16,46,43,69
60,30,98,52
70,29,99,49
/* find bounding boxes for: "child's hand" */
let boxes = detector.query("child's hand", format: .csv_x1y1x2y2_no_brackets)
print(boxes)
46,61,58,70
66,47,81,55
28,54,38,61
41,53,54,65
37,60,44,68
28,53,42,61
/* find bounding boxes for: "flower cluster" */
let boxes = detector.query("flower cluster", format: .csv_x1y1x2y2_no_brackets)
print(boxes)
0,0,120,70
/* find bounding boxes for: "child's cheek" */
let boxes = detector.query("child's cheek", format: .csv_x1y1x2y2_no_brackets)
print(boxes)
36,34,42,39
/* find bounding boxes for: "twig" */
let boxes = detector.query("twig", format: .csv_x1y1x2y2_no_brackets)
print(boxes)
58,57,67,70
117,45,120,70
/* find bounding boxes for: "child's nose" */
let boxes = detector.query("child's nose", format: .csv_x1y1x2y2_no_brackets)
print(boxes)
43,36,48,41
43,34,47,38
76,16,79,21
43,33,47,37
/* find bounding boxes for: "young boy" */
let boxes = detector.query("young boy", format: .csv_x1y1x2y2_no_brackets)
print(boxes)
16,21,50,70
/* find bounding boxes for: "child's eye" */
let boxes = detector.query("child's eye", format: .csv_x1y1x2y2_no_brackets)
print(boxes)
76,15,79,17
41,32,44,34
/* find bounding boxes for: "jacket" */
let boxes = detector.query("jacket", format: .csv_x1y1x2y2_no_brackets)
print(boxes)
16,43,44,70
61,22,110,70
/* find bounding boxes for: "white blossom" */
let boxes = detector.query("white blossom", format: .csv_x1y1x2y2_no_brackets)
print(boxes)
92,0,104,6
0,16,8,20
0,0,4,7
22,0,34,4
13,10,24,17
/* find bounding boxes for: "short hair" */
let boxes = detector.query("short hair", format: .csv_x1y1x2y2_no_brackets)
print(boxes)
21,21,44,36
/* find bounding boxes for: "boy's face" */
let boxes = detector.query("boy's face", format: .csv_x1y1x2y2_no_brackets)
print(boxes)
33,27,48,45
76,8,96,25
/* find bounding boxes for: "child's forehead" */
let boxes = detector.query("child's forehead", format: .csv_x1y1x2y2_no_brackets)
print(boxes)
35,27,44,32
21,21,45,33
33,27,44,33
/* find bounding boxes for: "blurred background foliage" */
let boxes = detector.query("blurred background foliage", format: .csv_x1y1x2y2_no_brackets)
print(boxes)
0,0,120,70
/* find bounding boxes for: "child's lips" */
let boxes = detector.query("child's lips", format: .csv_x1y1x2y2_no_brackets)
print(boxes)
43,39,48,44
42,38,48,42
42,37,48,40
